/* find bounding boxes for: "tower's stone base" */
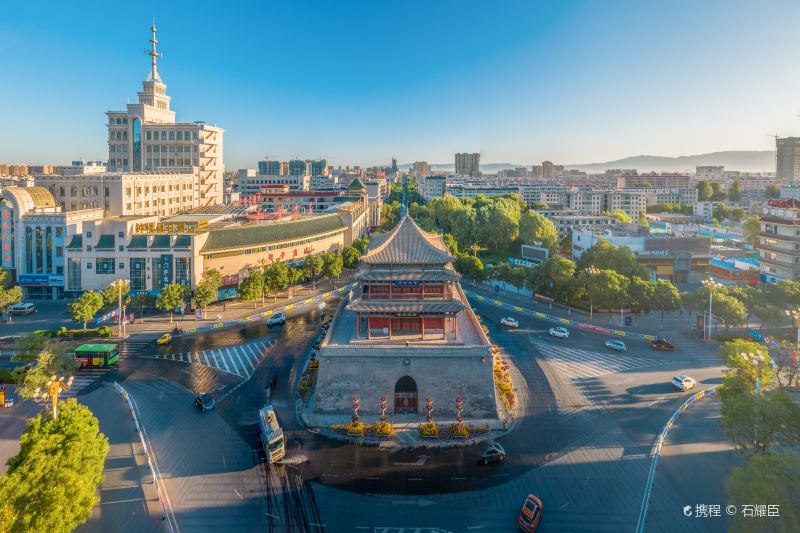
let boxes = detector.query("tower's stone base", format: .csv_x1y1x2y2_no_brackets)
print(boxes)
313,345,498,419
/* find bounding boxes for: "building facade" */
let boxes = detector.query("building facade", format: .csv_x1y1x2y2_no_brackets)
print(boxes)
105,24,224,206
776,137,800,182
313,215,497,419
455,153,481,177
758,200,800,282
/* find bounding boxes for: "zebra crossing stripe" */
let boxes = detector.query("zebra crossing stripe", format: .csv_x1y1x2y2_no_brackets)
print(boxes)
227,349,242,375
233,346,251,374
218,351,232,373
241,345,258,373
201,351,211,366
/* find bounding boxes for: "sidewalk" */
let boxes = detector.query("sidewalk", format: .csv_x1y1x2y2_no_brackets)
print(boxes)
120,273,356,340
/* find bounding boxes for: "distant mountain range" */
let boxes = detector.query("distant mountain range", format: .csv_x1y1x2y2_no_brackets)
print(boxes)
401,150,775,174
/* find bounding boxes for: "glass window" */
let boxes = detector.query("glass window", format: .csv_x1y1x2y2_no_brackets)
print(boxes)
132,118,142,171
146,131,151,140
161,131,167,140
55,227,63,238
169,131,175,140
177,132,182,140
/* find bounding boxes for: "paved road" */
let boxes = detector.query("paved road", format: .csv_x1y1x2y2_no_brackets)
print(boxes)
647,397,740,533
76,384,162,533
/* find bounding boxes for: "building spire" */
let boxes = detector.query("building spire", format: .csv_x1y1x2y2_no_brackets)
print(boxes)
145,19,162,82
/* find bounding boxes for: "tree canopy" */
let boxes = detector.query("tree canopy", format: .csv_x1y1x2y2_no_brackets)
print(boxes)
69,291,104,331
155,282,187,321
519,210,558,251
0,400,109,532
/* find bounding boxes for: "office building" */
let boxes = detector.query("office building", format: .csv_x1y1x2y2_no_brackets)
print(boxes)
105,24,224,206
776,137,800,181
411,161,431,178
455,153,481,177
758,200,800,283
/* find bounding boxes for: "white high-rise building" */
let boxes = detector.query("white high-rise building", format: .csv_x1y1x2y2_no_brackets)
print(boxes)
105,23,224,206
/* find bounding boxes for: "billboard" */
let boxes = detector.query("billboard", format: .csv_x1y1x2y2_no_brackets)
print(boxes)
160,254,173,287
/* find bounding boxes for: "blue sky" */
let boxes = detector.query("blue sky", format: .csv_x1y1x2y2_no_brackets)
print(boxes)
2,0,800,168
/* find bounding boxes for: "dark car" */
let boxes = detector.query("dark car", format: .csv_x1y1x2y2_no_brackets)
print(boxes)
195,393,215,412
481,441,506,465
651,338,675,351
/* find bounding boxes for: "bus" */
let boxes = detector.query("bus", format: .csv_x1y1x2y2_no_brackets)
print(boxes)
74,343,120,368
258,404,285,464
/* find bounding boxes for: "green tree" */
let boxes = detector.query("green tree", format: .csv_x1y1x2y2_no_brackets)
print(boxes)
0,269,22,321
342,246,361,270
442,233,459,256
129,293,154,315
713,292,747,330
352,236,369,254
99,281,130,310
558,232,572,255
302,254,325,291
15,349,80,400
720,387,800,455
764,184,781,199
286,267,303,297
765,280,800,309
239,271,263,309
156,282,187,322
652,279,682,324
0,400,109,532
527,256,576,302
429,193,462,231
381,201,402,229
717,340,776,390
628,276,655,316
728,179,742,201
602,210,633,223
586,269,629,323
12,332,51,367
575,238,650,279
742,215,761,247
453,254,485,280
263,261,289,302
519,210,558,250
193,271,220,319
69,291,103,331
322,252,343,281
726,450,800,533
448,205,479,248
710,181,728,201
696,180,713,201
477,198,521,251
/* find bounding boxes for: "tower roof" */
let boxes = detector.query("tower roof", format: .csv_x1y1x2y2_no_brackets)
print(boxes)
361,215,454,265
347,178,366,192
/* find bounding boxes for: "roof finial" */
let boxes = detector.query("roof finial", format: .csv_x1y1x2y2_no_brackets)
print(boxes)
145,19,162,82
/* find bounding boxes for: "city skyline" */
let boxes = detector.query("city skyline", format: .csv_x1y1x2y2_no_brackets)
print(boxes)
3,0,800,169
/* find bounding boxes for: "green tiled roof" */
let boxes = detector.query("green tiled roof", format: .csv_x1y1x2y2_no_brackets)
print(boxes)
95,234,115,250
127,235,148,250
66,235,83,250
201,214,345,253
347,178,365,191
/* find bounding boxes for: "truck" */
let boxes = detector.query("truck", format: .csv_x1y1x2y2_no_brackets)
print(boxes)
258,404,285,464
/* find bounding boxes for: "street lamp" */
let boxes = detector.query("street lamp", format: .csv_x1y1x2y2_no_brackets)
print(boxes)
785,308,800,346
470,243,480,258
111,279,129,338
740,350,765,396
584,266,599,321
701,277,723,341
33,374,74,420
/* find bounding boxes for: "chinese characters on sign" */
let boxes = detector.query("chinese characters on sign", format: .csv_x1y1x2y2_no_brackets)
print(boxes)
135,220,208,234
683,504,779,518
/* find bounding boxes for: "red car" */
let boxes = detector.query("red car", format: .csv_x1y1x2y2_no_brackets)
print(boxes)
518,494,543,531
650,338,675,351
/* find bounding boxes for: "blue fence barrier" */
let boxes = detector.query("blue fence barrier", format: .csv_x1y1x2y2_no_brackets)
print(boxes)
464,290,657,341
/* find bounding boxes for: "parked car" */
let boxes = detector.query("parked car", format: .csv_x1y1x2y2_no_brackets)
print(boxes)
481,441,506,465
156,333,172,346
671,375,696,391
500,317,519,328
548,326,569,339
195,393,216,412
9,303,36,315
605,339,627,352
651,338,675,351
518,493,543,532
267,312,286,327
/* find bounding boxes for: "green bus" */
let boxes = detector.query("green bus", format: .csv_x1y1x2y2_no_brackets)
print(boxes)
74,343,120,368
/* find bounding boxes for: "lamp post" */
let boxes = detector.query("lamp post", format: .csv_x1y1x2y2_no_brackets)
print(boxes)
786,308,800,347
111,279,129,338
470,243,480,258
701,277,722,341
740,350,765,396
33,375,74,420
584,266,599,321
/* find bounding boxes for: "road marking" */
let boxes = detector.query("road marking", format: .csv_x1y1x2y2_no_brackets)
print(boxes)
233,488,243,500
558,502,570,510
233,346,251,374
201,351,211,366
222,455,226,468
393,454,429,466
226,349,242,375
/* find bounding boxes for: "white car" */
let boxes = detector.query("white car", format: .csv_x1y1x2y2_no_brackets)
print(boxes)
267,312,286,327
605,339,627,352
671,375,696,391
500,317,519,328
549,326,569,339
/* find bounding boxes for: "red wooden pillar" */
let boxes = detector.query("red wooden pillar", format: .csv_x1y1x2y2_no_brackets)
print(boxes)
421,316,425,340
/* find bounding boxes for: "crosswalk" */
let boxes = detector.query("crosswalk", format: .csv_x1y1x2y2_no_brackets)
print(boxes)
140,339,276,379
532,341,669,381
667,337,722,365
62,367,109,398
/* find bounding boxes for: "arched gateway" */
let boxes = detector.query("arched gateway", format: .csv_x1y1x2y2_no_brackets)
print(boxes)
394,376,418,414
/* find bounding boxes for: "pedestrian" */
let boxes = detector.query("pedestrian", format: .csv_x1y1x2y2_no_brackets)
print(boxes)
223,303,226,312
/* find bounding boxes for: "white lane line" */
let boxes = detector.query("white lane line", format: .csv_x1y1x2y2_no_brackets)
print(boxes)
201,351,211,366
243,343,260,371
235,346,254,375
217,349,232,373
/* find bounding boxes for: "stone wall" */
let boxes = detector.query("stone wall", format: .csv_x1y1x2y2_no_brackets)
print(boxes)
313,346,498,419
